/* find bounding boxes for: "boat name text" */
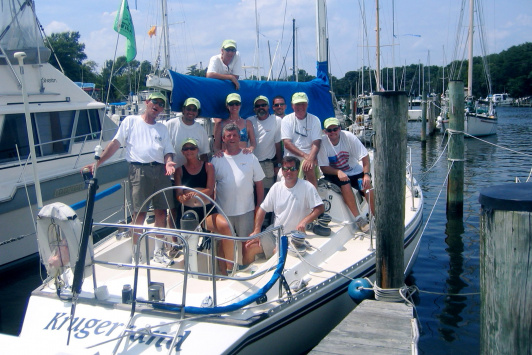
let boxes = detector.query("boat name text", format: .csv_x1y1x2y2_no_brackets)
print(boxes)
41,78,57,83
54,183,85,198
44,312,190,350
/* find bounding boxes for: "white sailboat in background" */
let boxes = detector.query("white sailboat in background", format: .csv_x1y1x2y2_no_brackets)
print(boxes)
0,0,128,267
441,0,497,136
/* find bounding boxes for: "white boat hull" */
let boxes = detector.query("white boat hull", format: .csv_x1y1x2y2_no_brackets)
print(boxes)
465,113,497,136
14,176,423,354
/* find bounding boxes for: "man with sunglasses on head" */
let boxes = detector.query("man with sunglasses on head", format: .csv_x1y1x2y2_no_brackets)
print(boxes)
83,92,176,265
318,117,374,233
272,95,287,118
247,95,282,190
281,92,322,188
243,156,324,264
206,39,243,90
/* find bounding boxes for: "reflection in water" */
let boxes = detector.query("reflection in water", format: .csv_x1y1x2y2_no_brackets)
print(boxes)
438,215,467,342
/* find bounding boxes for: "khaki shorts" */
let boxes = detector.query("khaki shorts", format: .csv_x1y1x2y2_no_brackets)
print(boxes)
227,210,255,264
128,163,174,212
259,160,276,189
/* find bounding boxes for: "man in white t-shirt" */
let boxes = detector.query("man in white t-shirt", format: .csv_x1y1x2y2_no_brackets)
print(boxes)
165,97,210,166
86,92,176,265
244,156,324,263
319,117,374,233
206,39,243,90
281,92,322,188
247,95,282,189
211,123,265,273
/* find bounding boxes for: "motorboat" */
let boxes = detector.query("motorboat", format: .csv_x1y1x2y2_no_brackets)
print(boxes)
491,93,514,106
0,0,129,266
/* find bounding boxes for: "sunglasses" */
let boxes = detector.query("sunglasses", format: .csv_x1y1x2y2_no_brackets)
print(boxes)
224,48,236,52
182,146,198,151
150,99,165,108
282,166,298,172
227,101,241,106
254,103,268,108
273,103,285,107
326,127,340,133
184,106,198,112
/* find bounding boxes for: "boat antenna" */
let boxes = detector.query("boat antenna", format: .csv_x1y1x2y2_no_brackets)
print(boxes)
14,52,43,209
66,144,103,345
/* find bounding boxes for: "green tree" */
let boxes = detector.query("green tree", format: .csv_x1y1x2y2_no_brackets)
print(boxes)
45,31,87,81
186,64,206,77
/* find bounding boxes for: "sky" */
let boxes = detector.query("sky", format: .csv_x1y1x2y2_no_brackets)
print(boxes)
34,0,532,79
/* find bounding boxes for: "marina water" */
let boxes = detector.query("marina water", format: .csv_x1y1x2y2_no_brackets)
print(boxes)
1,106,531,353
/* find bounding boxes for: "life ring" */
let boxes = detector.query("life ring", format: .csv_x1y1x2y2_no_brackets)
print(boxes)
36,202,92,276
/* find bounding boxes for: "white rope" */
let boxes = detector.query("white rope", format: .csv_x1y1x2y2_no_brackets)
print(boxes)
448,128,532,158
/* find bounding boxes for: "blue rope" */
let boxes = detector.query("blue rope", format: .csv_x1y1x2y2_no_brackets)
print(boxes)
153,235,288,314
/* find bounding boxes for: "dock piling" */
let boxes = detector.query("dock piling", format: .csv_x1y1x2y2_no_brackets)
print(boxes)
447,80,464,216
372,91,408,290
479,183,532,355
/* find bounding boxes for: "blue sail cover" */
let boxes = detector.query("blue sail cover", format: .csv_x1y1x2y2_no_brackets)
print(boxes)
168,61,334,122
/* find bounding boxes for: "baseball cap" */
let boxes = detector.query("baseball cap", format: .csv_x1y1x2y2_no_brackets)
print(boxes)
148,92,167,104
323,117,340,129
184,97,201,109
226,93,241,104
254,95,269,105
292,92,308,104
181,137,198,149
222,39,237,50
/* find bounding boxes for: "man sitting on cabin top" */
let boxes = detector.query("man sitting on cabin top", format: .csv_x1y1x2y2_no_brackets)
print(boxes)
244,156,324,264
206,39,243,90
318,117,374,233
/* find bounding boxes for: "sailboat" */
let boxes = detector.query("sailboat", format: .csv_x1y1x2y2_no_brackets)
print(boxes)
2,1,424,353
0,0,129,266
442,0,497,136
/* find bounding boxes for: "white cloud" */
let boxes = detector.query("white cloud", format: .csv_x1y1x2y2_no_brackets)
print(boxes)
44,21,70,35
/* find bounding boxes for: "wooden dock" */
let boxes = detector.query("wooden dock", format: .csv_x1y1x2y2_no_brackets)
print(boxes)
310,299,418,354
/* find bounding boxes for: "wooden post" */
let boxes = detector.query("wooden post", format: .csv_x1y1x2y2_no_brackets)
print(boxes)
372,91,408,289
428,95,436,134
446,80,464,216
479,182,532,355
420,87,427,142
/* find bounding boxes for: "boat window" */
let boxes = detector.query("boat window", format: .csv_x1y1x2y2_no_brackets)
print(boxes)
75,109,102,142
0,110,79,163
34,111,74,156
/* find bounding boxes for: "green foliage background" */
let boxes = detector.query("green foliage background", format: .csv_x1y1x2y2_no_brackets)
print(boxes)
45,31,531,103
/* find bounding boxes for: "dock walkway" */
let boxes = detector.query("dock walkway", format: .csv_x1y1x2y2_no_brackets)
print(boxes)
310,299,418,354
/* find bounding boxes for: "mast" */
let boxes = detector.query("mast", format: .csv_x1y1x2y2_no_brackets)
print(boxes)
316,0,328,64
375,0,381,91
467,0,474,97
292,18,296,81
162,0,170,70
254,0,260,80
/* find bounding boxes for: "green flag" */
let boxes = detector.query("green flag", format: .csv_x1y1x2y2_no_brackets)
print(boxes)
113,0,136,62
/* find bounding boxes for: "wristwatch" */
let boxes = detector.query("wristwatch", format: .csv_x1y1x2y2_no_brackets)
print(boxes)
364,172,372,178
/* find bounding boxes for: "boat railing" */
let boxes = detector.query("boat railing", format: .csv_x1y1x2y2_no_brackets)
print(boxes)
91,222,285,307
11,127,119,182
92,185,287,310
